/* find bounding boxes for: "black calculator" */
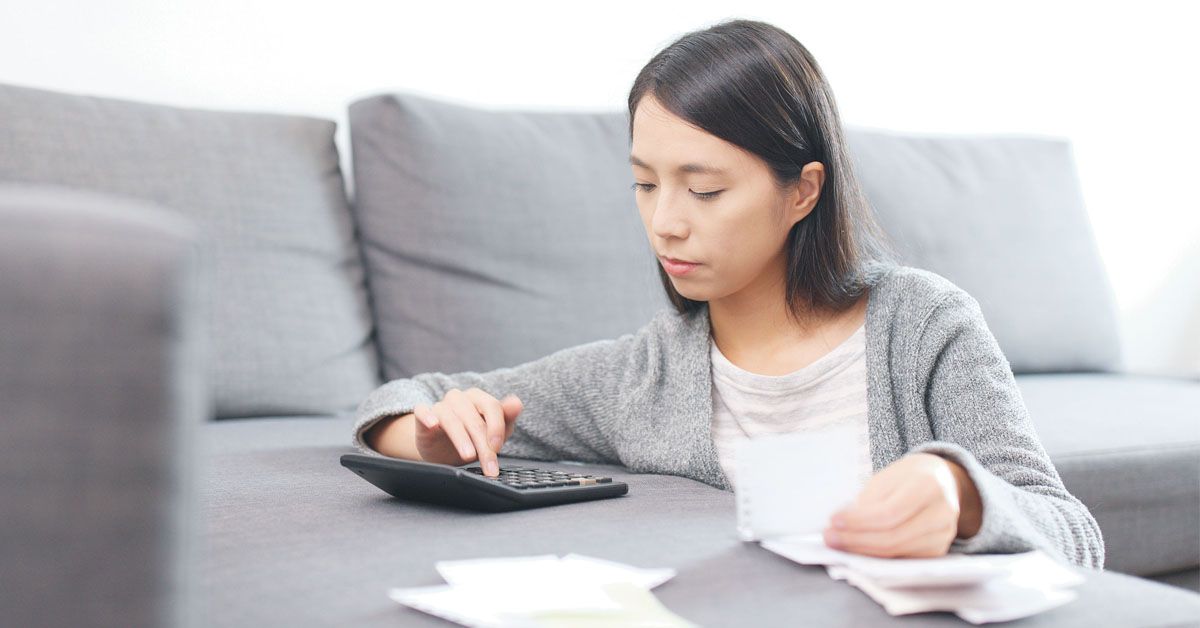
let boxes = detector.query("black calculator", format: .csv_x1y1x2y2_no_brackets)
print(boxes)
340,454,629,512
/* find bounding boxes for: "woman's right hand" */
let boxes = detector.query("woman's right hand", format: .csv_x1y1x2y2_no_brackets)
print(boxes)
412,387,524,477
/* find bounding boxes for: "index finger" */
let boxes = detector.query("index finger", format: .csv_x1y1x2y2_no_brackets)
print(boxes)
466,388,507,452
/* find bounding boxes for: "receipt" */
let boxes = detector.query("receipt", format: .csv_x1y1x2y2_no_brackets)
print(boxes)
734,426,863,541
389,553,686,626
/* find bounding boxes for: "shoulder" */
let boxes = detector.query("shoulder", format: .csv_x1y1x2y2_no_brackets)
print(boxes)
866,265,995,360
868,265,983,323
869,264,968,305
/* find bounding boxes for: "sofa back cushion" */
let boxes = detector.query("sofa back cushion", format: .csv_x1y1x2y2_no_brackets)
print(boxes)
348,92,668,380
846,129,1122,373
0,82,381,418
349,91,1121,379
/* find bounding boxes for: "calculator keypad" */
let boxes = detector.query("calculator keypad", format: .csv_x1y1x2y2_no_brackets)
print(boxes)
464,465,612,489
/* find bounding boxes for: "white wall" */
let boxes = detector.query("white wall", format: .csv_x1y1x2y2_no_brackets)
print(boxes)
3,0,1197,376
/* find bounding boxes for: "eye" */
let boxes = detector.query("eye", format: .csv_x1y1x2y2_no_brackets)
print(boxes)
630,182,723,201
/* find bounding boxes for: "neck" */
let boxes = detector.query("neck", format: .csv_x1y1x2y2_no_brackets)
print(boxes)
705,265,869,367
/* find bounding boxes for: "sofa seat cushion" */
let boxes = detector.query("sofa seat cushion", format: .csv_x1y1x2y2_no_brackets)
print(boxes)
1017,373,1200,576
196,416,1200,626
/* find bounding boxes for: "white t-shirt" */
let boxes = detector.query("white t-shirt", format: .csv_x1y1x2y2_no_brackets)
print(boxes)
709,323,872,492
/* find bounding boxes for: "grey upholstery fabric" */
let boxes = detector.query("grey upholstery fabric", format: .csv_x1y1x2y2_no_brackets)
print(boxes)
845,129,1122,374
1016,373,1200,576
0,185,207,628
347,91,668,381
1150,567,1200,593
196,416,1200,627
0,82,380,417
347,93,1120,381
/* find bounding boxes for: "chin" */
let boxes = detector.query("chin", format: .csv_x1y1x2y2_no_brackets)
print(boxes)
671,285,709,301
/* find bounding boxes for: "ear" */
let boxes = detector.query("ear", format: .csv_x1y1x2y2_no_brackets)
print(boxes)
786,161,825,226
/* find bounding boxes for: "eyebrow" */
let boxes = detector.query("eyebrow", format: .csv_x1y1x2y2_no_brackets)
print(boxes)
629,154,728,176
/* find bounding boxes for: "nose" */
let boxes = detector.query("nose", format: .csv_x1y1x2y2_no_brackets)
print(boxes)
649,188,690,241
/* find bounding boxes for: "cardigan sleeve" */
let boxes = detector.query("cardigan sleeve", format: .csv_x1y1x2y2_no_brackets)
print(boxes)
907,290,1106,570
350,311,663,464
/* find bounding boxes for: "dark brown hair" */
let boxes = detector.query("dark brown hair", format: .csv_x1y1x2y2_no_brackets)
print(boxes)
627,18,896,325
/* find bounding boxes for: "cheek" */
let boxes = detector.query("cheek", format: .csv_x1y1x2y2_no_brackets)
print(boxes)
713,211,784,273
635,201,654,232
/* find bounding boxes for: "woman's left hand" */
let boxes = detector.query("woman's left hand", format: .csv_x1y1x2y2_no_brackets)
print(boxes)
823,452,982,559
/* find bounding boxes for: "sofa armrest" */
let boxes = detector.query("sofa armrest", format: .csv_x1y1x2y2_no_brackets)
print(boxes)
0,184,209,628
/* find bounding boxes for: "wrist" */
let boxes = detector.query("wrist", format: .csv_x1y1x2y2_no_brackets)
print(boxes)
945,459,983,539
364,414,406,457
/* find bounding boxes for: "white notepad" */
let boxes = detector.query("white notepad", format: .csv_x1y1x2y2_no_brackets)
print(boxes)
734,425,864,542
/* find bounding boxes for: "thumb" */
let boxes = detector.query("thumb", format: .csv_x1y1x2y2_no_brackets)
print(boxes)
499,394,523,421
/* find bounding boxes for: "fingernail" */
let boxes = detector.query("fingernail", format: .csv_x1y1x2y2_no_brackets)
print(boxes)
826,531,841,546
833,516,847,530
486,460,498,475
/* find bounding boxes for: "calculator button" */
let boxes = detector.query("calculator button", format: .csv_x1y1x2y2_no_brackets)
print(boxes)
464,465,614,489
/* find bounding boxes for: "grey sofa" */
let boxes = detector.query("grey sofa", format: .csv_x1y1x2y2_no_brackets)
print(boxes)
1,81,1197,627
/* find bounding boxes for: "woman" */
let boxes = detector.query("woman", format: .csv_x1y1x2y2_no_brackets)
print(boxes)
354,18,1104,569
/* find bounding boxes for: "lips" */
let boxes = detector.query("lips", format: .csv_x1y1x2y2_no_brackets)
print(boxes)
660,255,700,277
661,255,699,265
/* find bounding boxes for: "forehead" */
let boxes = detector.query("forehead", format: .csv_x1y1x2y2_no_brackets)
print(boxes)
630,96,746,175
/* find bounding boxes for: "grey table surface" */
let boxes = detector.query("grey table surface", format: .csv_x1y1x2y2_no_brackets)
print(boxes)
194,416,1200,627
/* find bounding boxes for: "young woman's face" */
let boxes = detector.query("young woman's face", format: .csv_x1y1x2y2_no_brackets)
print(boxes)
630,94,813,304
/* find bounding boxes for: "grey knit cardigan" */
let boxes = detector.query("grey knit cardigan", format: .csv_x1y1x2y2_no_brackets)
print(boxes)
352,265,1105,570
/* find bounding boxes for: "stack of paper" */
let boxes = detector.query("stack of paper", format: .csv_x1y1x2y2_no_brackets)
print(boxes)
387,553,698,627
762,533,1084,623
734,428,1085,623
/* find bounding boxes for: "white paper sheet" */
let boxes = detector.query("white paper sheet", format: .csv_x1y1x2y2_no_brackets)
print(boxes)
826,564,1079,624
389,553,682,627
734,426,863,541
762,533,1011,587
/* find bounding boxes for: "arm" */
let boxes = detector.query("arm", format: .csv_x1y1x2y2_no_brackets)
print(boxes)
364,412,422,460
908,290,1106,569
351,310,667,463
